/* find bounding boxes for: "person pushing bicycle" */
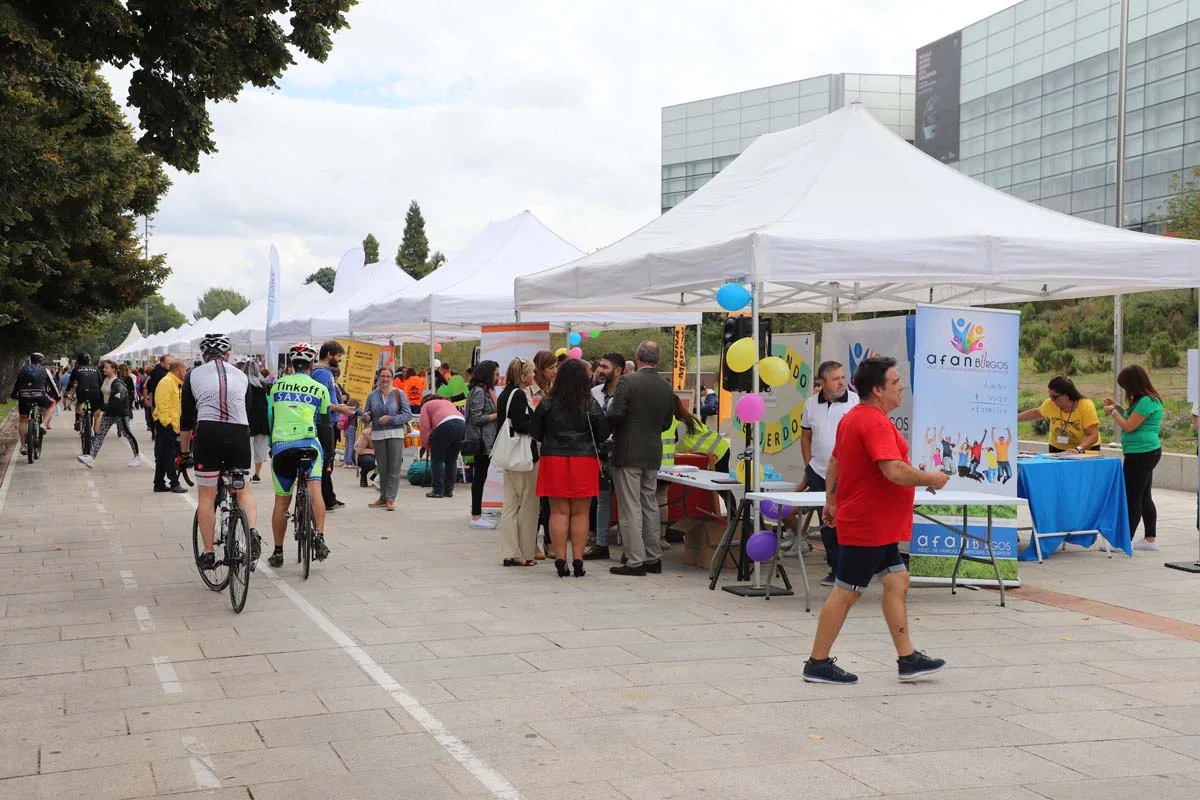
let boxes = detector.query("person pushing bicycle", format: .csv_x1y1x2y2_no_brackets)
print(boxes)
179,334,261,571
266,343,331,568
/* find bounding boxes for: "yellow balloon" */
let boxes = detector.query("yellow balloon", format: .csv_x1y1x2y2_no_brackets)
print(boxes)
726,337,757,373
759,356,790,388
555,347,568,357
735,459,765,483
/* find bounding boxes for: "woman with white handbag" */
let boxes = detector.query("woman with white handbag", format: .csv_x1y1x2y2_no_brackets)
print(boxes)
494,358,539,566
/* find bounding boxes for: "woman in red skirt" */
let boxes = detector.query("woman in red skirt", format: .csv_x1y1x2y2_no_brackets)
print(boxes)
530,358,610,578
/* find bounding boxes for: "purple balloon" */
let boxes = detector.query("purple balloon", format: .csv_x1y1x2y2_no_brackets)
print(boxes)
745,530,778,562
761,500,790,521
736,393,766,423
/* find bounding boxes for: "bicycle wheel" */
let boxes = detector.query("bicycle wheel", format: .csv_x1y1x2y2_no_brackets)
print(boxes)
81,411,93,455
227,507,252,613
294,484,306,563
192,509,230,591
27,415,36,464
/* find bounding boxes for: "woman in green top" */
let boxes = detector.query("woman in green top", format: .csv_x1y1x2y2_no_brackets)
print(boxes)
1104,365,1164,550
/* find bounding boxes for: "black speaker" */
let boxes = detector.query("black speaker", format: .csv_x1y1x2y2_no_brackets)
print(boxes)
721,316,772,393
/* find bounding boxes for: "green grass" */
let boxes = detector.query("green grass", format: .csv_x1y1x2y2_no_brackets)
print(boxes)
917,504,1018,520
909,554,1019,581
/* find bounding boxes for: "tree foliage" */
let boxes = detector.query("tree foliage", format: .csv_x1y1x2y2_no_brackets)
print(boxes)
195,288,249,321
1162,167,1200,240
13,0,358,172
0,11,170,365
305,267,337,293
395,201,443,280
363,233,380,265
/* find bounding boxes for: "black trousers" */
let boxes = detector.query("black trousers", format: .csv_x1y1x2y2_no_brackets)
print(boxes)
1123,448,1161,538
428,419,464,496
317,423,338,506
153,421,179,489
804,465,839,570
470,453,491,516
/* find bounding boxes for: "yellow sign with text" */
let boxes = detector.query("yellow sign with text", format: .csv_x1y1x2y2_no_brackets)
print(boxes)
335,338,383,408
672,325,687,392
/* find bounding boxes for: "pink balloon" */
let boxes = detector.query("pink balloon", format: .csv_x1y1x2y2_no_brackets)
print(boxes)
735,393,766,423
433,343,443,353
569,346,583,359
581,331,590,339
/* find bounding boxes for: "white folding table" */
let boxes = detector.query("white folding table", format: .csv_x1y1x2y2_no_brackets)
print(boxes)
746,489,1027,607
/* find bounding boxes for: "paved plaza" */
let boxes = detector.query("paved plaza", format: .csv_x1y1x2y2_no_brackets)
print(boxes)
2,426,1200,799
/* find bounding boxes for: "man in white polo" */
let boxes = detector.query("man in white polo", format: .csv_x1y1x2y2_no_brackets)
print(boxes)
799,361,858,586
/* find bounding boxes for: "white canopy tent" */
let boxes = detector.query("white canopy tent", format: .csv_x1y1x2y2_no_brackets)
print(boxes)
186,310,238,356
226,297,270,355
270,263,416,343
102,324,143,362
515,103,1200,316
351,211,700,336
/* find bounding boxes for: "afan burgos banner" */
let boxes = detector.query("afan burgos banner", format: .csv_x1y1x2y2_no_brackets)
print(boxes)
821,316,915,445
909,305,1020,586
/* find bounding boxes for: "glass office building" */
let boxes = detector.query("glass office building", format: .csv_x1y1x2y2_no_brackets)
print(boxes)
917,0,1200,232
661,73,915,212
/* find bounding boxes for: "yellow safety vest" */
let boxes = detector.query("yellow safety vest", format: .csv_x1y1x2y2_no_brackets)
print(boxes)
678,418,730,460
661,419,678,467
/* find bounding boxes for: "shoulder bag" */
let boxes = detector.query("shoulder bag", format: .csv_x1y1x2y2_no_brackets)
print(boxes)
490,390,534,472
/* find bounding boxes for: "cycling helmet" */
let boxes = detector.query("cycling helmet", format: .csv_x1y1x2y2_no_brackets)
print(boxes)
77,352,92,365
29,352,44,364
199,333,231,359
288,342,318,366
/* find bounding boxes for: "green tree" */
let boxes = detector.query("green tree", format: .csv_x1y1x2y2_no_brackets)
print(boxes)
12,1,357,173
305,267,337,293
195,288,249,321
1162,166,1200,239
0,18,169,387
363,233,380,265
396,201,437,280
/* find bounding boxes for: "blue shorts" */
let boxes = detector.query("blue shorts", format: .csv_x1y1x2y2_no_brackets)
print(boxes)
271,440,323,497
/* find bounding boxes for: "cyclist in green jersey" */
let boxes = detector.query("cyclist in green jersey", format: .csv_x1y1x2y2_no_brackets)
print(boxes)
267,344,330,567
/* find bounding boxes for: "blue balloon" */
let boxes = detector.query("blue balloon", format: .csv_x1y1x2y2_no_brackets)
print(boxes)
567,332,582,346
717,282,751,312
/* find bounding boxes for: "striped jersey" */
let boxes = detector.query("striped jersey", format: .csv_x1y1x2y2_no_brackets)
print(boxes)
180,359,250,430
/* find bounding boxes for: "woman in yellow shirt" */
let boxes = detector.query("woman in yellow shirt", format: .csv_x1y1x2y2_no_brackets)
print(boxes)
1017,376,1101,453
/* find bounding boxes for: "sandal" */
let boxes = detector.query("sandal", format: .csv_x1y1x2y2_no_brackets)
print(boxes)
502,559,537,567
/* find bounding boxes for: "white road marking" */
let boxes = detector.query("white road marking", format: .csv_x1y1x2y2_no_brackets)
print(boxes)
175,490,522,799
181,735,222,789
133,605,155,632
120,570,138,589
96,503,107,513
89,490,99,499
110,539,124,555
152,656,183,695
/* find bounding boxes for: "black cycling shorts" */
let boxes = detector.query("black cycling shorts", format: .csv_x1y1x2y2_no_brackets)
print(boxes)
17,396,52,416
192,421,252,488
75,391,102,410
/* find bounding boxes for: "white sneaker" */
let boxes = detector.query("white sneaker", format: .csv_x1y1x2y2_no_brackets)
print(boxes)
469,518,497,530
77,454,95,469
1133,539,1159,551
128,456,143,467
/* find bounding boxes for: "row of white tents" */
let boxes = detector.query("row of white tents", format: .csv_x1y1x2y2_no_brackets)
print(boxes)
108,104,1200,368
105,211,700,363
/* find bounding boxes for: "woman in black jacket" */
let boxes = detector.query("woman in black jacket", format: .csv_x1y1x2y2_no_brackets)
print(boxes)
79,359,140,468
496,358,540,566
530,358,609,578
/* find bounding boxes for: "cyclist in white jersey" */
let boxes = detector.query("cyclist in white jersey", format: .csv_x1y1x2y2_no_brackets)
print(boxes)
179,334,261,570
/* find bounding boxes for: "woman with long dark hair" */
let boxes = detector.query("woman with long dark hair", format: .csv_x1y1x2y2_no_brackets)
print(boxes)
78,359,141,469
530,359,609,578
1105,365,1165,550
1017,375,1101,453
531,349,557,557
465,360,500,529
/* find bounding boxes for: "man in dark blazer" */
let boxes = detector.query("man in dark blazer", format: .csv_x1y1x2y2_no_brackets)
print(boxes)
607,341,675,576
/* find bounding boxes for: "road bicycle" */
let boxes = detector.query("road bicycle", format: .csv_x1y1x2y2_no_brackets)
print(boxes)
77,400,95,456
25,404,44,463
290,448,319,580
184,463,258,613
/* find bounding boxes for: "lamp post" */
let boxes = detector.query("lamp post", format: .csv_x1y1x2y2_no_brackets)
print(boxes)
1113,0,1130,439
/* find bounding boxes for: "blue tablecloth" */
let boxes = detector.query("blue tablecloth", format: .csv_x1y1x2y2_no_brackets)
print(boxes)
1016,454,1132,560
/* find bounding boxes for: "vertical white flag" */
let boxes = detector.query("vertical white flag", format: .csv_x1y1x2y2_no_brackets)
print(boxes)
266,244,282,372
333,246,366,293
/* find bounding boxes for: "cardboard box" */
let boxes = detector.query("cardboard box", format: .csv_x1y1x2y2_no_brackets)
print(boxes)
676,517,739,570
683,539,739,571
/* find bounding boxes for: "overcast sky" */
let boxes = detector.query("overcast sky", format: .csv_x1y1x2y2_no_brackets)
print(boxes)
105,0,1014,314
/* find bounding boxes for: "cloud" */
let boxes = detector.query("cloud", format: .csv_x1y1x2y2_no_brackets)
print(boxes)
104,0,1014,312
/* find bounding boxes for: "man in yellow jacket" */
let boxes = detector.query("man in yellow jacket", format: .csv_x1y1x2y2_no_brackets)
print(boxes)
153,359,187,493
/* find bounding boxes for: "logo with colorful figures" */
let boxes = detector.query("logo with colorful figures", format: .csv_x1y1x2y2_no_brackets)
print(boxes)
950,318,985,355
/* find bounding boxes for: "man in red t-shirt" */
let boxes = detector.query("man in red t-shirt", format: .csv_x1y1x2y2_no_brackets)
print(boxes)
803,356,950,686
